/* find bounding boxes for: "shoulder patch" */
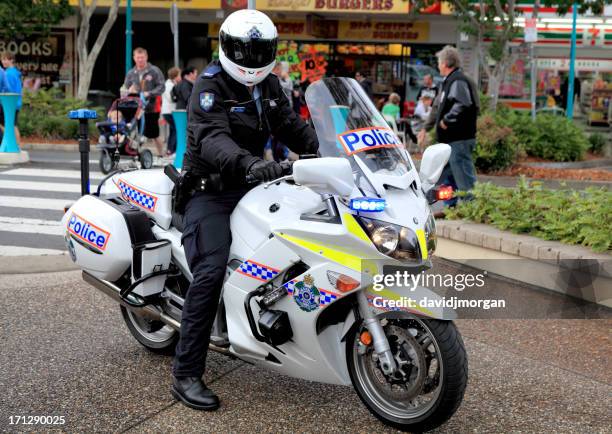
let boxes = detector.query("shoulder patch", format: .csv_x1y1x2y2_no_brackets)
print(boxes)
199,92,215,112
202,64,222,78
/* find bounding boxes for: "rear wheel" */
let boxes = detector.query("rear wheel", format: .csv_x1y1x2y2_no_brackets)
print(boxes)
99,149,114,174
347,318,467,432
139,149,154,169
120,306,178,355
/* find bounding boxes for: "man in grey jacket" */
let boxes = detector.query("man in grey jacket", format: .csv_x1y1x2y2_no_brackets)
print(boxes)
434,46,479,207
124,47,166,157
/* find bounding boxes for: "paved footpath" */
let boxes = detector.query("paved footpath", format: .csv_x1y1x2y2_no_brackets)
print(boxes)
0,270,610,433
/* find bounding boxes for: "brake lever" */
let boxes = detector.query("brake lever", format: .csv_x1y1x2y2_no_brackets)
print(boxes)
264,175,293,189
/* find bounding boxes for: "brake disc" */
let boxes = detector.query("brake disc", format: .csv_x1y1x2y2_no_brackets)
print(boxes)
366,325,427,402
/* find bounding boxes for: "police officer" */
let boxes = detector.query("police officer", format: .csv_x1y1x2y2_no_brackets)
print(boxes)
171,9,318,411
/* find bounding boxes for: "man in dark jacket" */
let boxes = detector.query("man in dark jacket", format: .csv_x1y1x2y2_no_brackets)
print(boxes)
435,45,479,206
173,66,198,110
172,9,318,412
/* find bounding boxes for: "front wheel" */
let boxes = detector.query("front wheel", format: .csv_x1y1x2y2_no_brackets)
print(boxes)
347,318,467,432
120,306,178,355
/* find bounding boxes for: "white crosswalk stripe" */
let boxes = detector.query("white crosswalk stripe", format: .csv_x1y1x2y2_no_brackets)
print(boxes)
0,180,82,193
0,196,72,210
0,164,90,257
0,216,64,236
0,168,104,180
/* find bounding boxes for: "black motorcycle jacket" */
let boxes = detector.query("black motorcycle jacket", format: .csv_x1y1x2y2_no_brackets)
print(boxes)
183,61,319,186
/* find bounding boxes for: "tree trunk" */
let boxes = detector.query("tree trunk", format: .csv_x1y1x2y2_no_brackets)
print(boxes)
76,0,120,101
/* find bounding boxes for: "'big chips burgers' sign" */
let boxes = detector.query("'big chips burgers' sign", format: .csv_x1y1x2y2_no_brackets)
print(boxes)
258,0,409,13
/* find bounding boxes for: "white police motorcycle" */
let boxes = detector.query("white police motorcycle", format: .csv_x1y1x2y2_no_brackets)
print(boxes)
62,78,467,432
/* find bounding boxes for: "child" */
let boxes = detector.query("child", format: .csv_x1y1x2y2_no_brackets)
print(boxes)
99,110,128,145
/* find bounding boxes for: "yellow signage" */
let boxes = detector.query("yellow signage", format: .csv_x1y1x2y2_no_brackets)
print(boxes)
68,0,218,9
211,19,429,42
338,21,429,42
256,0,409,14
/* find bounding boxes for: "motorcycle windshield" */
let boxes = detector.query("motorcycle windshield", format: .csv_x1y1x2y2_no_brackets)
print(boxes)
305,77,414,194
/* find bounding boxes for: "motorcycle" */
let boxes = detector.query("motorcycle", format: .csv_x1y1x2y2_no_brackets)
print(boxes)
62,77,467,432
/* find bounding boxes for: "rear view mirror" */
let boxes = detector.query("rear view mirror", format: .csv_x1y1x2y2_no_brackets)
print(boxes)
293,157,355,197
419,143,452,192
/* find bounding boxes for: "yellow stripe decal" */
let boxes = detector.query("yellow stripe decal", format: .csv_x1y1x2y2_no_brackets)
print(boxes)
416,228,428,260
276,233,363,271
342,213,371,244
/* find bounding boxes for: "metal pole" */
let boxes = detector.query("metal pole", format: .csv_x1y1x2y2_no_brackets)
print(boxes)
248,0,255,9
530,43,536,120
125,0,133,76
78,119,91,196
171,2,179,67
566,2,577,119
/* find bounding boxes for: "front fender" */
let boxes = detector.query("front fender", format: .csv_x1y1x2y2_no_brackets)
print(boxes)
339,286,456,343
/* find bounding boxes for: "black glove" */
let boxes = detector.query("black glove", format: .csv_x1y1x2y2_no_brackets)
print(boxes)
247,159,283,182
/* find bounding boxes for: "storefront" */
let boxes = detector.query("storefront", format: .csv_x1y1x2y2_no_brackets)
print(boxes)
0,28,77,96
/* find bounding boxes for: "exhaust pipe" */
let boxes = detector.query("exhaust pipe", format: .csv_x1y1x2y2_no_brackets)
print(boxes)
82,271,231,355
83,270,181,329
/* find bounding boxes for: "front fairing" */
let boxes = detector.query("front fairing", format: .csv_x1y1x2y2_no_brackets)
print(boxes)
305,77,422,197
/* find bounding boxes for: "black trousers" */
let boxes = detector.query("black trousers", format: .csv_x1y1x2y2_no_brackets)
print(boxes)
172,188,246,377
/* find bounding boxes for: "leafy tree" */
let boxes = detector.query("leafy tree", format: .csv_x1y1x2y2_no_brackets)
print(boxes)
412,0,612,111
76,0,120,100
0,0,72,39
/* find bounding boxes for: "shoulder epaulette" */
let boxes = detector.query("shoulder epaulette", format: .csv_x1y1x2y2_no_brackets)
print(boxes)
202,64,222,78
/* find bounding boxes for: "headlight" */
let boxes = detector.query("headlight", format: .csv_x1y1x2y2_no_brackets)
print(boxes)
371,225,399,255
357,217,421,262
425,213,437,255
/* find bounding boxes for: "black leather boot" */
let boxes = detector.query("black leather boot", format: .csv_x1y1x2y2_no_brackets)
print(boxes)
172,376,220,411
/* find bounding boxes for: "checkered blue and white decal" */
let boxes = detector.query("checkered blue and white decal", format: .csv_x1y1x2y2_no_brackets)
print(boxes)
116,179,158,212
237,260,280,282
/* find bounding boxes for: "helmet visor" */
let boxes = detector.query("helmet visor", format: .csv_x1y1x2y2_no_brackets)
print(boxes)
220,31,277,69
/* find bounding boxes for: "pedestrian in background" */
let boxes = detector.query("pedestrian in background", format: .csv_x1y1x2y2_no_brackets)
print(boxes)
416,74,438,102
382,92,401,120
274,62,293,108
162,66,181,157
173,66,197,110
355,71,374,101
435,45,479,208
124,47,166,157
1,52,22,145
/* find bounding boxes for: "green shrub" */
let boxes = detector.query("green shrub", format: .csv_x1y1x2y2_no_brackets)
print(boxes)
17,88,103,140
498,110,537,152
588,133,607,154
474,113,519,172
528,114,588,161
446,178,612,252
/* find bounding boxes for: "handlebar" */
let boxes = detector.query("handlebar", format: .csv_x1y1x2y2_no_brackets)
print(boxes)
246,160,294,184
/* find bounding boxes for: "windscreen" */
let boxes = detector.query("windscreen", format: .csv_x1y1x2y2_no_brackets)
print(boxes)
305,77,411,182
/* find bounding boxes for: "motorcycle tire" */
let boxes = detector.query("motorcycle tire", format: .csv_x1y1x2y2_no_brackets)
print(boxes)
120,306,178,356
346,318,467,432
139,149,154,170
99,149,114,175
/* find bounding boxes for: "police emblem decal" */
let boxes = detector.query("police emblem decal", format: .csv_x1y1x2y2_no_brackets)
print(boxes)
293,274,320,312
200,92,215,112
247,26,263,40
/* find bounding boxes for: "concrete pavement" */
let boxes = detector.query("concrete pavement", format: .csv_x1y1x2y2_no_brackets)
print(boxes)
1,269,610,433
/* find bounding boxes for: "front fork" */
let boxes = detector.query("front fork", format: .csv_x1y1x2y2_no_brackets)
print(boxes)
356,291,397,375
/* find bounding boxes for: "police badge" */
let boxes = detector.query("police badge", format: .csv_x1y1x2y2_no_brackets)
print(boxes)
200,92,215,112
293,274,320,312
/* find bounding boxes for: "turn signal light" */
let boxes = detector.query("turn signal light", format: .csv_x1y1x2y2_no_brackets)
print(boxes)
326,271,360,293
360,331,372,346
436,185,454,201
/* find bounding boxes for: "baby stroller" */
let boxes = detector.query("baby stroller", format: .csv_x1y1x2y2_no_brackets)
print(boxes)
96,96,154,174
